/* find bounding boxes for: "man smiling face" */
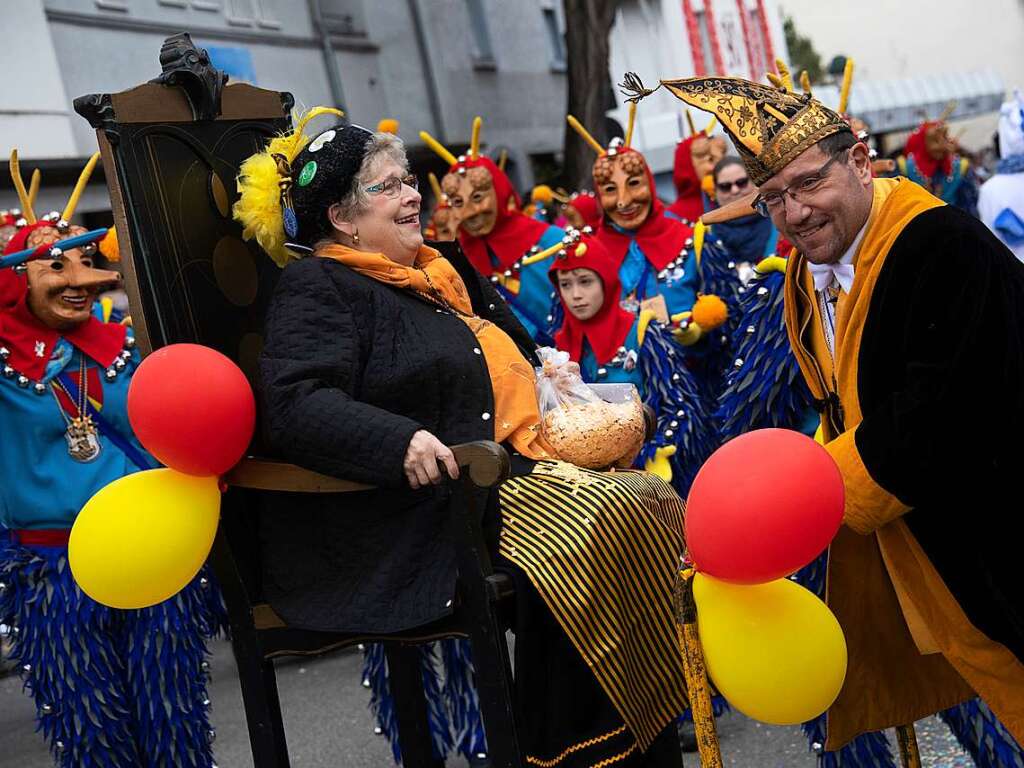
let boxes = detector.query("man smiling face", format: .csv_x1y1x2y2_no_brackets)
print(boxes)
758,139,874,265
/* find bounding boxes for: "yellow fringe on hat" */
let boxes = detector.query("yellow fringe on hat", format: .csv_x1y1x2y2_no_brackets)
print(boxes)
233,106,343,268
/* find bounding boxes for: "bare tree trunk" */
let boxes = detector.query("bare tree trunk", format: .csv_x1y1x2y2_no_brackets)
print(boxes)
563,0,621,191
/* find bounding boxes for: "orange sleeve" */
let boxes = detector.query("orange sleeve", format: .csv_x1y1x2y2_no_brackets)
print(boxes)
826,428,911,535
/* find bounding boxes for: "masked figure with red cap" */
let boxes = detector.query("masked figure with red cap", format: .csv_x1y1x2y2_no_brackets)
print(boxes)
897,104,979,215
420,118,565,343
666,112,726,227
0,150,225,768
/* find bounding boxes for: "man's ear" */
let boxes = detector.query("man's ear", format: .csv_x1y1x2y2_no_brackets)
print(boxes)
328,203,355,238
850,142,873,184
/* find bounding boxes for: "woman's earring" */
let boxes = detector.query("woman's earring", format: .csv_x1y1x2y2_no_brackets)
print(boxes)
352,228,360,245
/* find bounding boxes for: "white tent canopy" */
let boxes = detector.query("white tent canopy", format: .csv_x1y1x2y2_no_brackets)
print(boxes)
812,68,1006,134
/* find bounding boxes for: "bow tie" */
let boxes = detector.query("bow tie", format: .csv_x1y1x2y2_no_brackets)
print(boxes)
808,261,856,293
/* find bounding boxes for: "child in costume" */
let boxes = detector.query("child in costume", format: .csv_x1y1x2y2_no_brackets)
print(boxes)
0,151,225,768
546,229,715,495
420,118,564,343
567,105,732,358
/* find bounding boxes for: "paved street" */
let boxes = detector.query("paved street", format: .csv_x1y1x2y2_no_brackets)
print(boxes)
0,639,972,767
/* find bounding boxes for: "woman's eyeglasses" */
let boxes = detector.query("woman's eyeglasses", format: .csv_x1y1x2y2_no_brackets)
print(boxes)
716,177,750,194
365,174,419,198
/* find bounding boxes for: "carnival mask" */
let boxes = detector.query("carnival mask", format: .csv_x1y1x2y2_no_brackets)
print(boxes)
690,135,727,181
924,123,955,161
443,167,498,237
25,226,120,331
432,205,460,241
594,152,652,231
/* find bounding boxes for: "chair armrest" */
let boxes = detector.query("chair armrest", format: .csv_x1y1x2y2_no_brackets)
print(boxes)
225,440,510,493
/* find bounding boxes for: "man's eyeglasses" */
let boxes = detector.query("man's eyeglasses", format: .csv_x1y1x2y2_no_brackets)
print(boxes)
716,177,750,194
365,174,419,198
752,152,846,218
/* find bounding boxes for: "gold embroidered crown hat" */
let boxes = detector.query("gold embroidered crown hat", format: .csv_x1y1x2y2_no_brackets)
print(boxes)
620,73,852,187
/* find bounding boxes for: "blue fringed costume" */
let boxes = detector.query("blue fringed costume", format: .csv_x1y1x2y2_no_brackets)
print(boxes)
0,214,225,768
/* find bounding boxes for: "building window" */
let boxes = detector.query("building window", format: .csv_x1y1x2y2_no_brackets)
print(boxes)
694,11,716,75
465,0,496,69
543,7,567,71
226,0,280,29
316,0,368,37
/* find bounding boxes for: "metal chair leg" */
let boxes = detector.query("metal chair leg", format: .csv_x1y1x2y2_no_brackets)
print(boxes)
676,570,724,768
385,643,444,768
896,723,922,768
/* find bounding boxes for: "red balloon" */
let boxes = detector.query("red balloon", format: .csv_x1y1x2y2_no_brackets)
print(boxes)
685,429,844,584
128,344,255,476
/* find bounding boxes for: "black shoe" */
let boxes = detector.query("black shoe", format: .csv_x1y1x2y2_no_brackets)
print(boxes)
677,720,698,753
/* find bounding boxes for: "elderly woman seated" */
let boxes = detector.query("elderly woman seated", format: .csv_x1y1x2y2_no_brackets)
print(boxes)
234,111,691,768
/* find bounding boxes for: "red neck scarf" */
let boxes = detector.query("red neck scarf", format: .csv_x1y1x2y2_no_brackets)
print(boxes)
0,292,126,381
549,235,636,366
593,149,693,271
452,157,550,275
905,122,953,178
667,135,705,223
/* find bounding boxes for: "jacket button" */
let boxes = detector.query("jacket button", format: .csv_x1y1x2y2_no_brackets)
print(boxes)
488,303,496,311
481,412,491,420
473,347,481,355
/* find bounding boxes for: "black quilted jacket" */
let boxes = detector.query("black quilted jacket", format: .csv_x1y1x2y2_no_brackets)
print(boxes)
257,240,538,633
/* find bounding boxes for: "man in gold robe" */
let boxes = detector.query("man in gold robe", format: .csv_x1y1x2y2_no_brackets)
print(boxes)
627,74,1024,753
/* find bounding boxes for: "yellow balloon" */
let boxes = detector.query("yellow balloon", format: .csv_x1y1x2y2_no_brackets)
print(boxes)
69,469,220,609
693,572,847,725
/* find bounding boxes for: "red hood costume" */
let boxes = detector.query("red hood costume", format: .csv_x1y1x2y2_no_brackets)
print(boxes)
565,191,601,229
667,135,705,224
593,146,693,272
420,122,549,275
548,233,635,366
1,220,125,380
452,156,549,274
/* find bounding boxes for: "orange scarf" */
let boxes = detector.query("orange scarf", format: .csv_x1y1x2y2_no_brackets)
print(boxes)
316,243,553,461
318,243,474,314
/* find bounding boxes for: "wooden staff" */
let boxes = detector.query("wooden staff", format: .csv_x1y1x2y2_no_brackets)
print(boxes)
896,723,922,767
675,568,724,767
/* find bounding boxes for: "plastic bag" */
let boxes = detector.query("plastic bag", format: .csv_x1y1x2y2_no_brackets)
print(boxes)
535,347,645,469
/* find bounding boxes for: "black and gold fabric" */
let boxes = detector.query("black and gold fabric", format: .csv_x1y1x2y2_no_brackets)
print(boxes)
499,461,688,760
621,75,850,185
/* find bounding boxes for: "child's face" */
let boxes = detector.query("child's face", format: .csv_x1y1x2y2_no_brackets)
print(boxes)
557,268,604,321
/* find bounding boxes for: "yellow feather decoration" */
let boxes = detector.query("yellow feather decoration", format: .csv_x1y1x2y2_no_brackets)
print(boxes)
419,130,459,167
9,150,36,224
232,106,343,268
27,169,41,210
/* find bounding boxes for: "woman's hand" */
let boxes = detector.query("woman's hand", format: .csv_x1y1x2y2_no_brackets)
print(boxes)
404,430,460,489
